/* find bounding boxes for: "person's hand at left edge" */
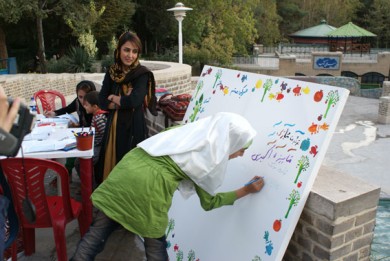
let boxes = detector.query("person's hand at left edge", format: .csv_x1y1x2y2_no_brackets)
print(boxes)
0,86,20,132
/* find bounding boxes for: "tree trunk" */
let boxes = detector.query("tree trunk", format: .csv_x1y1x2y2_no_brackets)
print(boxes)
36,16,47,73
0,26,8,69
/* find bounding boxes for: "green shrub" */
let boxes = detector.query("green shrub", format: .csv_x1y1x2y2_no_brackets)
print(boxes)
100,55,114,72
46,57,69,73
64,46,95,73
152,47,178,62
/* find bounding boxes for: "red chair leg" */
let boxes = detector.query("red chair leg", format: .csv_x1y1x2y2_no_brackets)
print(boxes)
78,157,93,236
52,223,68,261
22,228,35,256
11,242,17,261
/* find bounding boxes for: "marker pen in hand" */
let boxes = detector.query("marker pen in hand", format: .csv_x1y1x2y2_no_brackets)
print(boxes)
244,177,263,186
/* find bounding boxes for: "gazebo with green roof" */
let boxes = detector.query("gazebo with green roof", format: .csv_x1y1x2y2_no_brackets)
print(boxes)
327,22,377,54
289,20,337,44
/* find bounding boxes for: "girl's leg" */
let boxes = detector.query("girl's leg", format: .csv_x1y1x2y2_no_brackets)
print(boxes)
144,236,168,261
66,157,76,181
70,210,119,261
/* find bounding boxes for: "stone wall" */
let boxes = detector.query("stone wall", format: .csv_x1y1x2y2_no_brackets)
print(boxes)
382,81,390,97
378,96,390,124
378,81,390,124
0,61,192,104
287,76,361,96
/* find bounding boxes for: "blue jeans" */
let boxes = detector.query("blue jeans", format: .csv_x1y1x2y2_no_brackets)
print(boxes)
71,210,168,261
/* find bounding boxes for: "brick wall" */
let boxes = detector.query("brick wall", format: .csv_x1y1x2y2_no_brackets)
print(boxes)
0,61,193,104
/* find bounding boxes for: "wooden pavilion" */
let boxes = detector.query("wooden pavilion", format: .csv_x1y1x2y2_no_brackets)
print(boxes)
327,22,377,54
289,20,337,45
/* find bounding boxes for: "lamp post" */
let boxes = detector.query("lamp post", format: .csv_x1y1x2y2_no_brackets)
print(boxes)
167,2,192,64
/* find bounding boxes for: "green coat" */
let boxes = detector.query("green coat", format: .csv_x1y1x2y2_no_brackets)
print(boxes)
91,147,238,238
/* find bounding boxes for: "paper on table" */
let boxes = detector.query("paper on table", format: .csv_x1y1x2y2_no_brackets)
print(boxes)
23,125,55,141
22,136,76,153
56,113,79,124
36,118,69,129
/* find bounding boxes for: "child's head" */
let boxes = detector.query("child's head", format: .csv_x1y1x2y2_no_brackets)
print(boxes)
83,91,100,115
76,80,96,105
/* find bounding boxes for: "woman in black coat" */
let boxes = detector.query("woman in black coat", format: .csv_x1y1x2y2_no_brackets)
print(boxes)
96,31,156,183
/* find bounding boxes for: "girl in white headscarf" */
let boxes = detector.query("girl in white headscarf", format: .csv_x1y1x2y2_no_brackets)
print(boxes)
71,112,265,261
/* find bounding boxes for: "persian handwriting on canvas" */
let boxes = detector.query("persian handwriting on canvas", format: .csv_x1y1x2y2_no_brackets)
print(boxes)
166,66,349,261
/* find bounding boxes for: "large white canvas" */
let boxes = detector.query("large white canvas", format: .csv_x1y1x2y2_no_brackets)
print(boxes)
166,66,349,261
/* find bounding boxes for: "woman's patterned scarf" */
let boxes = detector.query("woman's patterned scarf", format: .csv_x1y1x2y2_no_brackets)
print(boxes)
108,60,157,116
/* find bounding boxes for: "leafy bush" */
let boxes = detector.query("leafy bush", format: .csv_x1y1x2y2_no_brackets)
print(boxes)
46,46,95,73
100,55,114,72
64,46,95,73
78,31,98,58
46,57,70,73
152,47,178,62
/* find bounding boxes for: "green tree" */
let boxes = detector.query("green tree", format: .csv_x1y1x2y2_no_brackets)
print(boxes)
132,0,175,56
254,0,281,45
276,0,306,41
182,0,258,67
364,0,390,48
299,0,362,28
277,0,362,40
94,0,135,55
1,0,101,73
355,0,374,28
0,0,31,62
0,0,82,73
27,0,75,73
65,0,105,57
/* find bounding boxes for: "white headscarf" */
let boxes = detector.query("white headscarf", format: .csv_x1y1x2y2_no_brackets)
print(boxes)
137,112,257,198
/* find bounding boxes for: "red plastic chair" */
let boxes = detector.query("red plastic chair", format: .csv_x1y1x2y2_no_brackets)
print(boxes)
33,90,66,114
0,158,85,261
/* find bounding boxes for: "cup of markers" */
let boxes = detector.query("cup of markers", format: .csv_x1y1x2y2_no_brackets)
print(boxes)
73,130,94,151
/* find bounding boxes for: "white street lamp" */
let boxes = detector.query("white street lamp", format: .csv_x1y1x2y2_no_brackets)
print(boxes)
167,2,192,64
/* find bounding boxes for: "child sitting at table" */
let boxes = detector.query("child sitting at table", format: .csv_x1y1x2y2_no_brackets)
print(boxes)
75,91,108,182
44,80,96,181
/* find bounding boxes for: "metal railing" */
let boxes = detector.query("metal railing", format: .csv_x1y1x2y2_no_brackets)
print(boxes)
233,44,387,65
232,55,279,67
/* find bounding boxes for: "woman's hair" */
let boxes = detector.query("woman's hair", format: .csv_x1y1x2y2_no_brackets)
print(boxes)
84,91,100,107
114,31,142,65
76,80,96,93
